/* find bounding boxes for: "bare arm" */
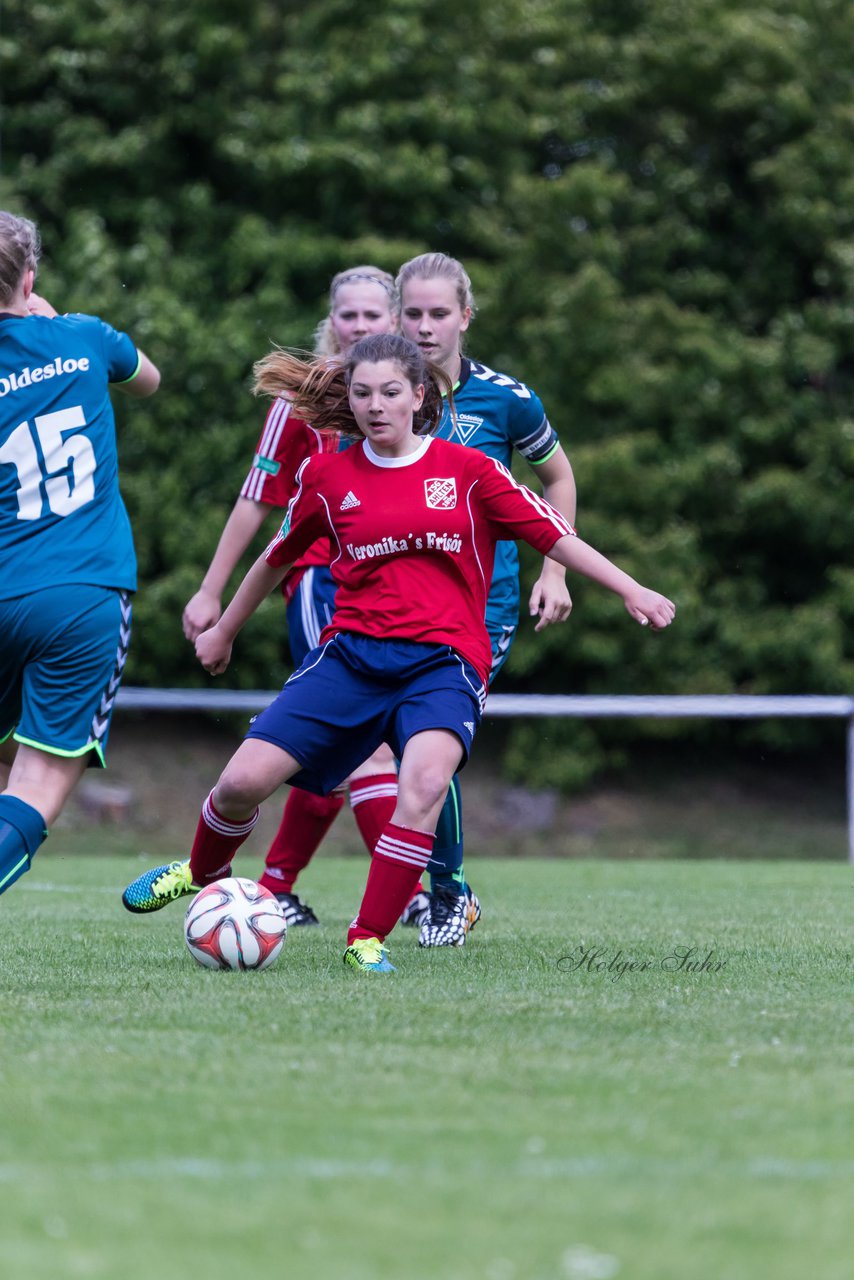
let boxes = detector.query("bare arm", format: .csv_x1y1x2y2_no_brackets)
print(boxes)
183,497,276,640
528,446,577,631
114,350,160,398
195,551,293,676
547,534,676,630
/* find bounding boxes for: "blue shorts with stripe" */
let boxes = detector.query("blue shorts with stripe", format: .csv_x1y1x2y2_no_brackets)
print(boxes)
0,585,132,767
285,566,337,667
245,632,486,796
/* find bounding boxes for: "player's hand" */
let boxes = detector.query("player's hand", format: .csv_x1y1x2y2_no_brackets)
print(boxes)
528,571,573,632
623,588,676,631
27,292,58,318
195,624,232,675
183,589,222,641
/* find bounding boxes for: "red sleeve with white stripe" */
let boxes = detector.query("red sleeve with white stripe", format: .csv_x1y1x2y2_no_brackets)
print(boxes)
264,457,335,568
474,454,576,552
240,399,334,507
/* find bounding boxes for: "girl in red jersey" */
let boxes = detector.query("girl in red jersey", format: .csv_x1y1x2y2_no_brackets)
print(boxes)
122,335,675,973
181,267,413,928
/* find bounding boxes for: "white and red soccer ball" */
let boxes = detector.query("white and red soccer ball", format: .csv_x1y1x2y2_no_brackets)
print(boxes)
183,877,287,971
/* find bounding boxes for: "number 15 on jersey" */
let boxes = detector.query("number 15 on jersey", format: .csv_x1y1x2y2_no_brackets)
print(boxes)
0,405,95,519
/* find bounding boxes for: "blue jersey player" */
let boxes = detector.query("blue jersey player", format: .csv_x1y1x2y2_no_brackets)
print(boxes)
0,211,160,898
398,252,577,945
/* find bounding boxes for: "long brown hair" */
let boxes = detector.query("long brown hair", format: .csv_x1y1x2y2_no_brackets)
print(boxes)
253,334,454,440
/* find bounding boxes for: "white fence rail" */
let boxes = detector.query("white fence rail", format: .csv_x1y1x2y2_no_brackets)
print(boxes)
116,688,854,862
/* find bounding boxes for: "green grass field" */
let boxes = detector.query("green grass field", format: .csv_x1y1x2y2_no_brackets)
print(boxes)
2,854,852,1280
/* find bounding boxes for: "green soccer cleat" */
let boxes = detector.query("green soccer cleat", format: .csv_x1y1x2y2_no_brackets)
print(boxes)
343,937,396,973
122,859,201,914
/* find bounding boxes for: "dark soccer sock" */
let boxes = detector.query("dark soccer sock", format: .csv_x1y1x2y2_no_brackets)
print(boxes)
189,790,259,885
0,795,48,897
428,775,466,895
258,789,345,894
347,822,435,944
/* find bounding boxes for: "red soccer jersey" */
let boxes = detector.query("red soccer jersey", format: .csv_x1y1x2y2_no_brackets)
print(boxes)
240,398,336,582
264,435,575,686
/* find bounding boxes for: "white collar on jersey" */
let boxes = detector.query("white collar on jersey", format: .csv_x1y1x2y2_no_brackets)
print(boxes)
361,435,433,468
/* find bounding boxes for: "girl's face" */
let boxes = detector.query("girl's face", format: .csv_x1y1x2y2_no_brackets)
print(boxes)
399,276,470,377
348,359,425,457
330,282,395,352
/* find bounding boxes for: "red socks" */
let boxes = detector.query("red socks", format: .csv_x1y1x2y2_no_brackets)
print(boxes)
349,773,398,852
189,790,259,885
190,789,432,945
257,772,404,897
348,822,435,944
258,789,345,894
349,774,425,905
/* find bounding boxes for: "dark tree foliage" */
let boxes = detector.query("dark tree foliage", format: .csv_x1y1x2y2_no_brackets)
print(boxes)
2,0,852,785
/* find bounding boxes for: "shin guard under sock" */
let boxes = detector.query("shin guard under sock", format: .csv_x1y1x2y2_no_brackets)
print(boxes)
348,822,435,943
429,775,465,894
349,774,424,899
189,790,259,884
0,795,48,896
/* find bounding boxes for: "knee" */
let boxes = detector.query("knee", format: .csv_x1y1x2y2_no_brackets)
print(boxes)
401,764,451,819
213,765,263,818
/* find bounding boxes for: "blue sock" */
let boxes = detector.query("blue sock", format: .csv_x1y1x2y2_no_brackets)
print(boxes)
428,776,467,896
0,795,48,897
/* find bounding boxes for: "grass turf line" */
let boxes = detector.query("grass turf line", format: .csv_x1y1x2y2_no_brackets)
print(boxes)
1,856,852,1280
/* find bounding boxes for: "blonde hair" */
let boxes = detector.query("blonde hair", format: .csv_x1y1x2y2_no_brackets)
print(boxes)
312,264,397,356
395,252,477,318
0,211,40,304
253,334,452,440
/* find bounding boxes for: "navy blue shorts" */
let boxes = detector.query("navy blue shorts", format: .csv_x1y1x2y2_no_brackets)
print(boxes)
245,632,486,795
0,584,132,767
285,565,337,667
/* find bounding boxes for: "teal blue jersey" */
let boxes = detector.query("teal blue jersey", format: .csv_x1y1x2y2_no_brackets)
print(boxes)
434,357,561,619
0,312,140,600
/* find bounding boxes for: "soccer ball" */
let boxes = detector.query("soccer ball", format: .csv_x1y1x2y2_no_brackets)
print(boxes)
183,877,287,971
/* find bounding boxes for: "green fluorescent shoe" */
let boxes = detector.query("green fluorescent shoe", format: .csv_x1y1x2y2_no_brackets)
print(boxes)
343,937,396,973
122,859,200,914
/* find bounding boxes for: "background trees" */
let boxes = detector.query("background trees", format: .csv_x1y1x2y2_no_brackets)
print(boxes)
2,0,852,784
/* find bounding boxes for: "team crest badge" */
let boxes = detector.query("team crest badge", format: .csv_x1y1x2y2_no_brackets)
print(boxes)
425,478,457,509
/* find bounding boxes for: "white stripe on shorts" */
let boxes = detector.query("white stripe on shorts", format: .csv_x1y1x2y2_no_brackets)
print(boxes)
298,568,323,651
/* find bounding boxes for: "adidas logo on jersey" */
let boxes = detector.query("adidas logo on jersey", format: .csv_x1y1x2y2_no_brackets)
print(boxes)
340,491,360,510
